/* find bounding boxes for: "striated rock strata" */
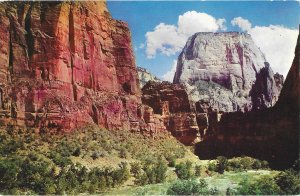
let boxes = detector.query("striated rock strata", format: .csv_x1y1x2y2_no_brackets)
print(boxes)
137,66,160,88
142,81,201,145
0,1,168,136
195,29,299,169
174,32,283,112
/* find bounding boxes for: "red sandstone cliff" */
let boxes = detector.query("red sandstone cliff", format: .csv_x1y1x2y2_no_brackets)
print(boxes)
0,1,166,136
142,81,200,144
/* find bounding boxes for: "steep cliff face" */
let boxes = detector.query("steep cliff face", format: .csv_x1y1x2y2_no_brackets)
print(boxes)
195,30,299,169
142,81,200,145
0,1,167,135
174,32,283,112
137,67,160,88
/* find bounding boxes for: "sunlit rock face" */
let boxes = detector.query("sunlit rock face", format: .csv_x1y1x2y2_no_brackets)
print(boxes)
0,1,168,135
137,67,160,88
174,32,283,112
195,30,300,169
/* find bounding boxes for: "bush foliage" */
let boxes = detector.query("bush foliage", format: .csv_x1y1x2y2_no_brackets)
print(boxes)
0,125,187,194
167,179,219,195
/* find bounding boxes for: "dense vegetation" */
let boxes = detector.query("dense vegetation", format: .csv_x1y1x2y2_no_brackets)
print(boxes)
0,125,187,194
167,179,219,195
0,125,299,195
232,169,300,195
207,156,269,173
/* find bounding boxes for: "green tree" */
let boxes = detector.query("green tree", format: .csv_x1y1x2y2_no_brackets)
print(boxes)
154,156,168,183
175,161,194,180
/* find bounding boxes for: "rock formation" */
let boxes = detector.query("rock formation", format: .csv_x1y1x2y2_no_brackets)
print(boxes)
0,1,168,137
174,32,283,112
142,81,201,144
137,66,160,88
195,29,299,169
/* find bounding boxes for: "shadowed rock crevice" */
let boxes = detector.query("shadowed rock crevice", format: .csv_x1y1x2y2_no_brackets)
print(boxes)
24,3,34,61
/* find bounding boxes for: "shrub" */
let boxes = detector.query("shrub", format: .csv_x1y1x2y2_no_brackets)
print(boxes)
207,161,217,172
275,169,300,195
175,161,194,180
226,187,235,195
0,157,21,191
252,159,262,169
111,162,131,186
227,157,269,171
167,179,218,195
195,165,201,177
236,176,280,195
72,147,81,157
135,172,149,186
130,162,142,177
216,156,228,174
166,155,176,167
154,156,168,183
119,147,129,159
134,157,168,185
49,151,72,167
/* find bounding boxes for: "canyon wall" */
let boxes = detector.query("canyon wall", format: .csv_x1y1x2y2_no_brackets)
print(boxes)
142,81,200,144
0,1,166,136
195,29,299,169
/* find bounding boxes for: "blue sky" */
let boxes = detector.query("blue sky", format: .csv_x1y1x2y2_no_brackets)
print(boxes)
107,1,299,80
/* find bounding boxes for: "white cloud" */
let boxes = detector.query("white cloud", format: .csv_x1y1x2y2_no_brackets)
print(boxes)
162,60,177,82
145,11,226,58
248,25,298,77
231,17,252,31
217,18,227,31
146,23,186,58
177,11,223,35
231,17,297,77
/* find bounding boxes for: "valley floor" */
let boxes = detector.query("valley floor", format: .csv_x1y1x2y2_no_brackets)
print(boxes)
0,125,298,195
107,166,278,195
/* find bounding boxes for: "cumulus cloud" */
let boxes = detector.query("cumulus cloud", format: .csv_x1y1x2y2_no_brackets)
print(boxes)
162,60,177,82
248,25,298,77
231,17,252,31
231,17,297,77
145,11,226,58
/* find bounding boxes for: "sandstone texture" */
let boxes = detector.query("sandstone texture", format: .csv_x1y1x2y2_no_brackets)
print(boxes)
0,1,168,137
195,29,299,169
142,81,201,145
174,32,283,112
137,66,160,88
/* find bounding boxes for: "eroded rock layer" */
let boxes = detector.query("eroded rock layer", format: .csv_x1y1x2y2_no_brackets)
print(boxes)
174,32,283,112
142,81,201,144
0,1,167,136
